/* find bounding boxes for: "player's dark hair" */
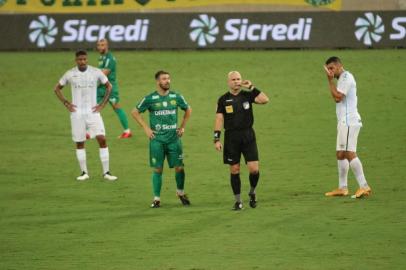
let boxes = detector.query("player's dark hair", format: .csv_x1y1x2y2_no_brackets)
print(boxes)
155,70,170,80
325,56,341,65
75,50,87,57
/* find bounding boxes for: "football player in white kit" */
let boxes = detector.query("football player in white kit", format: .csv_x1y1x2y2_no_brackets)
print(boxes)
54,50,118,181
323,56,371,198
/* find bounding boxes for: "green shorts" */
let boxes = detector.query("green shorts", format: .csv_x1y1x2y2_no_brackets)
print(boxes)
149,138,184,169
97,88,120,104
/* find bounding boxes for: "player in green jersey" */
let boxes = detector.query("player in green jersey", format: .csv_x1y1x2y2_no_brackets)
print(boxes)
96,39,132,139
132,70,192,208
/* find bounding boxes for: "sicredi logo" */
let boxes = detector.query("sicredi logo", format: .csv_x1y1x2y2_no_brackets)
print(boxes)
354,13,385,46
189,14,219,47
190,14,313,47
28,15,149,48
29,15,58,48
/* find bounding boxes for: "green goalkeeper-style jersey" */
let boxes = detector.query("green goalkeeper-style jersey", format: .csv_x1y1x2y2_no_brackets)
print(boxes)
136,90,190,143
97,51,118,93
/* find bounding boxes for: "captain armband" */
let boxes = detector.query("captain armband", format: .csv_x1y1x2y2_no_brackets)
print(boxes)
213,130,221,143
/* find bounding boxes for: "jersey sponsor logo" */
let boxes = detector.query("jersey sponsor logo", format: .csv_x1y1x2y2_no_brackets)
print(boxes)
243,101,250,110
154,109,176,116
225,105,234,113
154,123,176,131
162,124,177,130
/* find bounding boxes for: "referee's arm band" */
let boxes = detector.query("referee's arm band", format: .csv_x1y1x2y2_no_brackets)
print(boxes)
251,87,261,97
214,130,221,143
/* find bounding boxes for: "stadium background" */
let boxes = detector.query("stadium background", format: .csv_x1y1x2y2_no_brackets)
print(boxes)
0,1,405,269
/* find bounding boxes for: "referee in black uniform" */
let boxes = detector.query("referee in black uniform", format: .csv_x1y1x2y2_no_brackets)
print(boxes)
214,71,269,210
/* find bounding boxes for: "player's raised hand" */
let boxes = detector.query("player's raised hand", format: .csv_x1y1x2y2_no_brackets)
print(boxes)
242,80,253,89
215,141,223,152
65,102,77,112
177,128,185,137
324,65,334,80
144,127,155,139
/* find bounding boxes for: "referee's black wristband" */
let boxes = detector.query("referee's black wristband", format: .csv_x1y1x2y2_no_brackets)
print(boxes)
251,87,261,97
214,130,221,143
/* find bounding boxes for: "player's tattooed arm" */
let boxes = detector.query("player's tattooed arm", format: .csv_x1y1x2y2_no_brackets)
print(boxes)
54,83,76,112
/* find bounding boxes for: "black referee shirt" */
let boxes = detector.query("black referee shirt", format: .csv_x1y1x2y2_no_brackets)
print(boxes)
216,89,261,131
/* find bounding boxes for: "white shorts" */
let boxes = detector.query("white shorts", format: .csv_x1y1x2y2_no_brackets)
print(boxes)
336,124,361,152
70,112,105,142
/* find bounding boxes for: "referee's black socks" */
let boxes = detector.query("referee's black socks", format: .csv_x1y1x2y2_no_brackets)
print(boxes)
230,173,241,202
249,172,260,194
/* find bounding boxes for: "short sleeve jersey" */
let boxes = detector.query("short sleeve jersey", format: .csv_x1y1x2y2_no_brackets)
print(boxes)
136,91,190,143
59,65,108,114
216,90,260,131
336,70,362,126
98,52,116,83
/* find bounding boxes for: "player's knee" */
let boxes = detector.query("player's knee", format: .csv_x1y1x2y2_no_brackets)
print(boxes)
230,165,240,174
336,151,345,160
175,167,184,173
154,168,163,174
346,151,357,161
76,142,85,149
96,135,107,147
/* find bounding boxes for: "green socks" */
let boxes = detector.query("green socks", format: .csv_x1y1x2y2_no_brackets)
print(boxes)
175,170,185,190
152,172,162,197
114,108,129,130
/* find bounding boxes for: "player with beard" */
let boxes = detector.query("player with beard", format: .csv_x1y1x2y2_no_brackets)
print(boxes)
132,71,192,208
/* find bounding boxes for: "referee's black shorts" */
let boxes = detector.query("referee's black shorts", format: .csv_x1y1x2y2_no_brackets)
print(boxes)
223,128,259,165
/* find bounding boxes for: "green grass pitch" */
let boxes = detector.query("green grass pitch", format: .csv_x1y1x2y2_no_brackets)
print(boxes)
0,50,405,270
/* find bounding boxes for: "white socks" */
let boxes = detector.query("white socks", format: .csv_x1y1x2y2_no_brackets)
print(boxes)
99,147,110,174
76,149,88,173
350,157,369,188
337,159,349,189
